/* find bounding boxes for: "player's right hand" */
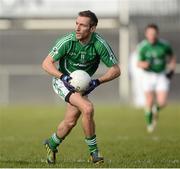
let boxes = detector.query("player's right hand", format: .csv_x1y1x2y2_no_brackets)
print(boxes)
138,61,150,70
60,74,75,92
143,61,150,70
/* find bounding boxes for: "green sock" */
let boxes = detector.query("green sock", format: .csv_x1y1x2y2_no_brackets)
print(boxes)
48,133,63,150
145,111,153,125
85,135,98,154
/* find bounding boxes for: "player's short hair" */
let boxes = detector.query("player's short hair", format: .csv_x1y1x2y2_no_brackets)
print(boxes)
145,23,159,32
78,10,98,27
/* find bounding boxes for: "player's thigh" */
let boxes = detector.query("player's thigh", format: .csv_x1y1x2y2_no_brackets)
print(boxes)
144,91,154,107
156,74,170,92
142,71,155,92
155,74,169,106
69,93,94,115
64,103,81,123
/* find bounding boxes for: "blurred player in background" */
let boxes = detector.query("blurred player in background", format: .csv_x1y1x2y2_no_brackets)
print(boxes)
137,23,176,133
42,10,120,164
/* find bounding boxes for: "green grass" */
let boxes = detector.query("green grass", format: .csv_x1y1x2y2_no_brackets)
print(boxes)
0,104,180,168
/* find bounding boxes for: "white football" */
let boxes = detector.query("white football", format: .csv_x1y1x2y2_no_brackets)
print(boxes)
69,70,91,92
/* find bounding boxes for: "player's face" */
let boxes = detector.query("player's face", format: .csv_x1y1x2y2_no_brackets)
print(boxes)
145,28,159,44
75,16,95,42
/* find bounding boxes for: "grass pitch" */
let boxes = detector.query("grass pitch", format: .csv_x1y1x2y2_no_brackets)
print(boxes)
0,104,180,168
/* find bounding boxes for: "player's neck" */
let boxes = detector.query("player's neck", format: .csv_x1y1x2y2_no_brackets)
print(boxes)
79,34,92,45
148,38,158,45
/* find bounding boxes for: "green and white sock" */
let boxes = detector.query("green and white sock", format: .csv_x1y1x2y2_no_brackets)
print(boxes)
145,110,153,125
85,135,98,154
48,133,63,150
152,104,161,114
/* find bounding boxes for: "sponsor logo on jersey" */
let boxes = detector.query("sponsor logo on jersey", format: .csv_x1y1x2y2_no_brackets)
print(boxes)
69,52,76,56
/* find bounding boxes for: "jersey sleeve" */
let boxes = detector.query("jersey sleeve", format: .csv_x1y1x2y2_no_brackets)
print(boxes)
166,44,173,56
95,38,118,67
48,34,73,61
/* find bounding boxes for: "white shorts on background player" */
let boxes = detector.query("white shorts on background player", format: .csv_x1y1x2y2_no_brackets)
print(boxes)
142,71,170,92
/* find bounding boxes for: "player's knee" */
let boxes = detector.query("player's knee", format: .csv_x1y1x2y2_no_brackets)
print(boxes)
158,101,167,108
82,103,94,118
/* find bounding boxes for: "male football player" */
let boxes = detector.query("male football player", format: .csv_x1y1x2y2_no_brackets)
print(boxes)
42,10,120,164
137,24,176,133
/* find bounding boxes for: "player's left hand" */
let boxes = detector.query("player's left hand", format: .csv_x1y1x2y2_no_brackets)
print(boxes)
82,79,101,96
166,70,174,80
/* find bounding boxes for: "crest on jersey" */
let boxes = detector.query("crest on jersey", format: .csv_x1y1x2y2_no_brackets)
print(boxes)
53,47,58,54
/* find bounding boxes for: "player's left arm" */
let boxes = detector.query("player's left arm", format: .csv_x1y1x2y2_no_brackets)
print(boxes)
166,44,176,79
97,39,121,83
168,55,176,71
82,64,120,96
82,38,120,96
96,36,121,83
166,54,176,79
98,64,121,84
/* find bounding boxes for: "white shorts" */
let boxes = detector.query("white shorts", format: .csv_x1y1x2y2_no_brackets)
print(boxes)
142,71,170,92
52,77,73,102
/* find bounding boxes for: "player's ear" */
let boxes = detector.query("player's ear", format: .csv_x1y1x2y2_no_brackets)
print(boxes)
90,26,96,32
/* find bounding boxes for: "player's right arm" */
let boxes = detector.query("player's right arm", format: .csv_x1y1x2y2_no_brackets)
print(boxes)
42,34,76,91
137,42,150,70
42,33,73,78
42,55,74,92
137,60,150,69
42,55,62,78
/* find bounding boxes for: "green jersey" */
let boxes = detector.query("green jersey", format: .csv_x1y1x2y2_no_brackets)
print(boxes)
49,32,118,76
138,39,173,73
